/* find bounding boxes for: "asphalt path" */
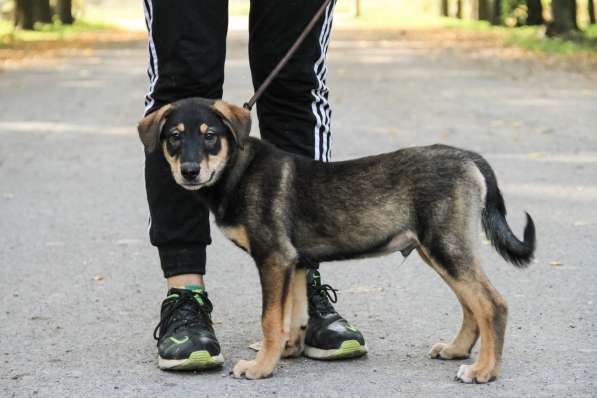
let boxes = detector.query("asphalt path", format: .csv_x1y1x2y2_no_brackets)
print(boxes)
1,29,596,397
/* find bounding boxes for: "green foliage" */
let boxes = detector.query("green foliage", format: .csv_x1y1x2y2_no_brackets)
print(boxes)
443,17,597,54
0,19,116,47
441,18,494,30
441,18,597,54
505,24,597,53
502,0,532,26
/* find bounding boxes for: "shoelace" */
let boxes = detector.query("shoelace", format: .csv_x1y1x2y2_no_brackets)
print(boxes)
153,292,213,340
309,283,339,315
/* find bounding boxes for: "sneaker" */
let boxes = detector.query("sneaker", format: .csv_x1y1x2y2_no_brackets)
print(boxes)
303,270,368,360
153,286,224,370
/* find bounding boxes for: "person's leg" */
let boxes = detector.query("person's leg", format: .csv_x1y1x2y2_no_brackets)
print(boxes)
143,0,228,370
145,0,228,284
248,0,367,360
248,0,333,161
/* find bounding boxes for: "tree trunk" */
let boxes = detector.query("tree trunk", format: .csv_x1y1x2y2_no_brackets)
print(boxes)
34,0,53,24
456,0,463,18
15,0,36,29
491,0,502,25
441,0,449,16
547,0,578,36
526,0,544,25
478,0,491,21
590,0,596,24
570,0,578,29
57,0,75,24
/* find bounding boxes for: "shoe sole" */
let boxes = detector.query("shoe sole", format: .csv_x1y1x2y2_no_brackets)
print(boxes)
158,351,224,370
303,340,368,360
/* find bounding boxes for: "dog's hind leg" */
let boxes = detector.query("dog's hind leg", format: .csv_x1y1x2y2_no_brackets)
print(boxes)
418,248,479,360
282,268,308,358
429,294,479,360
233,253,296,380
453,270,507,384
418,247,507,384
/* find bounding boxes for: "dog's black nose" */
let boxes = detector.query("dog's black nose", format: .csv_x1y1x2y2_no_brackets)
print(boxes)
181,162,200,180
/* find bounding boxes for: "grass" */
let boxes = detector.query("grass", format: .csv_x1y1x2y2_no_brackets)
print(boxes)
438,18,597,55
505,24,597,54
331,0,597,56
0,19,118,48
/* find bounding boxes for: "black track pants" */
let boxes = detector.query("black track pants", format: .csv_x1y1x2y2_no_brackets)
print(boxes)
143,0,336,277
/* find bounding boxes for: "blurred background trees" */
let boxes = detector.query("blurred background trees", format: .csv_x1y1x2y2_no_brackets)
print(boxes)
12,0,74,29
0,0,595,52
440,0,595,36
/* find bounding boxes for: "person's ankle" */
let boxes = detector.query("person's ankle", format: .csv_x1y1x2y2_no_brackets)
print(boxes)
167,274,205,290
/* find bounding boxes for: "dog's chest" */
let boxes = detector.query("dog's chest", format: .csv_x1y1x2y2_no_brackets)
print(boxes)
220,224,251,253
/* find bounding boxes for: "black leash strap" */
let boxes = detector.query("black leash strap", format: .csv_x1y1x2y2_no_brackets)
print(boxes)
243,0,334,111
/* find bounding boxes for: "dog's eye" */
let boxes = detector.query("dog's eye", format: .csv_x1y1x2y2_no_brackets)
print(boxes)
204,132,217,143
168,132,181,144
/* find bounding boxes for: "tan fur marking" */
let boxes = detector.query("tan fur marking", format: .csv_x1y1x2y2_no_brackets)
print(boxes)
197,138,229,188
211,100,251,147
162,142,183,185
176,123,185,132
418,246,505,383
200,123,208,134
282,269,308,358
233,258,295,379
221,225,251,253
233,296,288,379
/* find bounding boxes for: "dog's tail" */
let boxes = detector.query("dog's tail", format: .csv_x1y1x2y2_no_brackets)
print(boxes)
472,156,536,267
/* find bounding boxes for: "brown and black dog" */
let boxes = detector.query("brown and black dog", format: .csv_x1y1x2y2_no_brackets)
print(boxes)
138,97,536,383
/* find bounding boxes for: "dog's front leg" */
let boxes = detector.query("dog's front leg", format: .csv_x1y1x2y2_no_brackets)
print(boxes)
282,268,308,358
233,257,295,380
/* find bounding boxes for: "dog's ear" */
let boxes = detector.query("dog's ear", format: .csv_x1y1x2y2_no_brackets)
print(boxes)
137,104,173,153
211,100,251,149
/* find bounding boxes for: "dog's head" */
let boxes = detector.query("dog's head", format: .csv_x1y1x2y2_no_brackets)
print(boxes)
138,98,251,190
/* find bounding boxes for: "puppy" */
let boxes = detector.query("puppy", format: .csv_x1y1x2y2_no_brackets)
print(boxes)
138,97,536,383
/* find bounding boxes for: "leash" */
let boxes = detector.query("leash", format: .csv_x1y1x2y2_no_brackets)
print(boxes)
243,0,334,111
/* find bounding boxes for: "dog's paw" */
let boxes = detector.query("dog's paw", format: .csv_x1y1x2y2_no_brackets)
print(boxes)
232,359,256,379
232,359,273,380
455,364,497,384
429,342,470,360
282,340,304,358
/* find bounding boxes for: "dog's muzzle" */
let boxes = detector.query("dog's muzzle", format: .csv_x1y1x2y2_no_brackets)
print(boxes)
181,162,200,181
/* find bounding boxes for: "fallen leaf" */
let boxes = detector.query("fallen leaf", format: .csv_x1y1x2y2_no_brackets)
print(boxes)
549,261,562,267
93,275,105,281
249,341,262,351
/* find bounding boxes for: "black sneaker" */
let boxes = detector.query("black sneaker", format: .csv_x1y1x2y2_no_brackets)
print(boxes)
303,270,368,360
153,286,224,370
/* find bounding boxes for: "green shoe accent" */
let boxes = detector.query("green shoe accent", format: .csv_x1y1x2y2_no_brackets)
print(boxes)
184,284,205,305
304,339,368,360
184,284,204,292
332,340,368,359
159,350,224,370
169,336,189,345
